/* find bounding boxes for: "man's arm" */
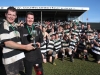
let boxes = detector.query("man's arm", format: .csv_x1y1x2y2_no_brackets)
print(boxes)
4,41,34,50
36,28,43,48
93,40,99,46
0,30,34,51
38,28,44,43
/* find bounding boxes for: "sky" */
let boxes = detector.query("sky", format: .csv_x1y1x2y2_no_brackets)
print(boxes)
0,0,100,22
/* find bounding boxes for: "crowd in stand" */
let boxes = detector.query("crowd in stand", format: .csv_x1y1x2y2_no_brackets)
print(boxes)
18,20,100,65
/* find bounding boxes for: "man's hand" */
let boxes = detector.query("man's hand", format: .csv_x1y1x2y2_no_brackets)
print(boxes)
36,42,40,48
25,43,35,51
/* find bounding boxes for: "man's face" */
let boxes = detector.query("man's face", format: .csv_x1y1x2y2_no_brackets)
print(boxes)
87,25,90,29
81,24,84,28
67,25,70,28
42,27,46,32
26,14,34,26
51,28,54,32
5,10,17,24
55,34,58,38
52,24,54,27
51,35,55,40
74,25,77,29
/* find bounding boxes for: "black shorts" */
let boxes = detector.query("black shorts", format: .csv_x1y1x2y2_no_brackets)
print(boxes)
96,54,100,61
24,60,43,75
77,50,83,54
4,59,24,75
42,53,47,59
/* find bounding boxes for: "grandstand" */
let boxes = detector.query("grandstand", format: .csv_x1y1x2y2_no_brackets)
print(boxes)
0,6,100,30
0,6,89,22
83,22,100,31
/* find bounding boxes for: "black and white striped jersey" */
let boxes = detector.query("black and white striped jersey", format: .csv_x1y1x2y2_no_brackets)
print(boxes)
92,38,100,55
64,29,70,35
54,38,61,51
71,28,80,36
69,38,78,50
49,32,55,37
47,40,55,51
79,28,85,35
77,40,85,51
71,28,80,41
61,39,69,49
58,32,63,39
85,29,93,36
40,40,47,53
0,21,25,65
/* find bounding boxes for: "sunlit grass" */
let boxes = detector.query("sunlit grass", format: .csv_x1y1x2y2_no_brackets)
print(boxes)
1,56,100,75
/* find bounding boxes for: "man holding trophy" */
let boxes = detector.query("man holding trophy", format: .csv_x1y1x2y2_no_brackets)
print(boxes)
19,12,44,75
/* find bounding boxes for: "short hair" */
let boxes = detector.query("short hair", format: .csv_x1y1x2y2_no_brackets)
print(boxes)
51,34,55,37
81,23,84,25
42,26,46,29
63,34,67,38
26,12,34,18
87,23,90,26
55,33,58,35
6,6,17,14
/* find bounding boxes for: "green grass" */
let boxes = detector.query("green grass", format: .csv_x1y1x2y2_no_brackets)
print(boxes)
42,58,100,75
1,56,100,75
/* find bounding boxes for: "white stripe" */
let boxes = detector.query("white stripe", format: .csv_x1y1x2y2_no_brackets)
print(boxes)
74,33,78,35
62,47,68,49
69,46,74,49
2,52,25,65
41,50,47,53
55,45,61,49
47,49,52,51
3,42,21,53
3,48,13,53
94,46,100,50
9,31,20,39
49,41,54,44
92,49,100,55
41,45,46,48
55,42,61,46
56,49,60,51
0,31,20,41
48,45,54,48
62,44,69,46
0,33,11,40
66,33,70,35
17,42,21,44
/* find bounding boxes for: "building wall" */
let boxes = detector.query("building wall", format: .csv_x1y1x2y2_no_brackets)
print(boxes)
83,22,100,30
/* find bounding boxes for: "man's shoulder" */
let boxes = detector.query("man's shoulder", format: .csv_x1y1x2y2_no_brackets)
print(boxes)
18,26,26,33
0,21,9,34
35,27,41,31
0,21,4,28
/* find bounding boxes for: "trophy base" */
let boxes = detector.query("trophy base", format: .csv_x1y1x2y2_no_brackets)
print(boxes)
32,44,39,48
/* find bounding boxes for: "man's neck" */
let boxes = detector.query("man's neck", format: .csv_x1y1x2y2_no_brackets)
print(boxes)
6,21,15,26
27,24,33,27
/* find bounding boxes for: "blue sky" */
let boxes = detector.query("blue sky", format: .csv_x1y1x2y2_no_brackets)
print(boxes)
0,0,100,22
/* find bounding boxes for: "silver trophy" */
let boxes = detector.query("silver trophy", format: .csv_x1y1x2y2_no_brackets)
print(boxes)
31,30,38,48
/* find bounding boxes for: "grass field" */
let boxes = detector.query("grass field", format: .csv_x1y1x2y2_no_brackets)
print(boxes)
0,56,100,75
42,57,100,75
